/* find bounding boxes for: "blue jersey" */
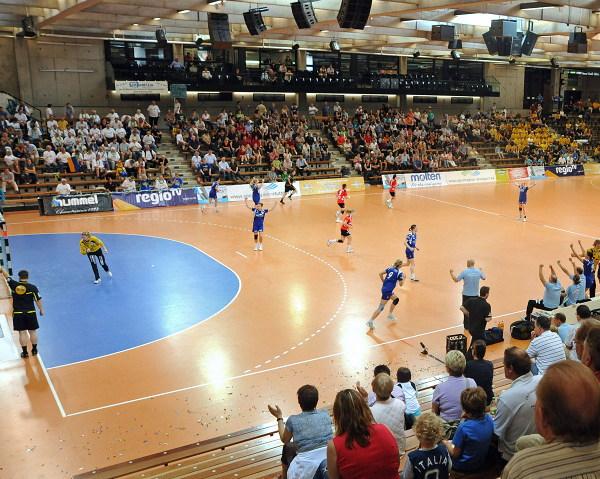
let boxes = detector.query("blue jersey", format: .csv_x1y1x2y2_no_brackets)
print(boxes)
518,185,529,203
251,184,261,203
406,232,417,249
209,181,219,197
252,208,269,231
583,258,595,284
382,267,403,293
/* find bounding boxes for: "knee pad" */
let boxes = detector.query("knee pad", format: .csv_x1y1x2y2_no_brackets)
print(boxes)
392,297,399,305
519,205,523,212
254,234,258,240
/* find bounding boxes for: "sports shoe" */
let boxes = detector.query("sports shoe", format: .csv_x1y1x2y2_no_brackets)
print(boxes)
258,244,263,251
327,239,335,247
366,320,375,331
336,219,342,223
346,247,354,253
387,314,397,321
386,200,392,209
94,279,101,284
31,347,38,356
410,276,419,282
523,217,527,222
108,271,113,278
20,351,29,358
254,244,259,251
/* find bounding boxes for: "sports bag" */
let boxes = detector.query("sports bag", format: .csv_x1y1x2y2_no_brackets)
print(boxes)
510,320,534,340
484,326,504,345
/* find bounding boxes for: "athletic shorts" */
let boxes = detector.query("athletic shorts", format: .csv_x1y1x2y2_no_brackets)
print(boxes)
337,202,345,209
406,248,415,260
381,290,394,301
253,224,264,233
519,200,527,205
341,229,351,237
390,191,396,197
285,184,295,192
209,193,217,200
13,312,39,331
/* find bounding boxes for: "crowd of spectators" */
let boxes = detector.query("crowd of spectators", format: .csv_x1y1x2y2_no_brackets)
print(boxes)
267,316,600,479
0,101,178,195
169,101,332,184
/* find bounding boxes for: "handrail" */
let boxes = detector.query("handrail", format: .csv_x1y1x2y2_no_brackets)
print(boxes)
0,90,43,121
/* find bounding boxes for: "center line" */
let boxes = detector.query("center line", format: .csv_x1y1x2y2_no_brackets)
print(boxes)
235,251,248,258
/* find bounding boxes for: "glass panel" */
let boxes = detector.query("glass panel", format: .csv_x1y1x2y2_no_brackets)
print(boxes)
246,50,260,69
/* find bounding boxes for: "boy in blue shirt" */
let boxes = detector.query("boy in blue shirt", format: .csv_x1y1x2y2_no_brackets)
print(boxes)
402,412,451,479
444,387,494,473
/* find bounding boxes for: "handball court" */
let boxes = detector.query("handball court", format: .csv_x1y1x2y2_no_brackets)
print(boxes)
1,176,599,478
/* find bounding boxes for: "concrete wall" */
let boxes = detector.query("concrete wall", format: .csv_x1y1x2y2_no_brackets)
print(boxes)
0,37,19,98
482,63,527,115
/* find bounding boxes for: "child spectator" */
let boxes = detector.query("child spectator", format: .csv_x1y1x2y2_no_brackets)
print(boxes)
401,412,451,479
552,312,574,346
444,387,494,474
396,367,421,428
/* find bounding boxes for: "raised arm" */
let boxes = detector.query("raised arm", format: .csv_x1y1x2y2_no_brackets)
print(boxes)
570,243,584,263
538,265,547,286
244,198,253,210
556,260,570,276
449,269,459,282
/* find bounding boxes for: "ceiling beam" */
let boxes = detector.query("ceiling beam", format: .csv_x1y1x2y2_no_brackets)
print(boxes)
38,0,104,28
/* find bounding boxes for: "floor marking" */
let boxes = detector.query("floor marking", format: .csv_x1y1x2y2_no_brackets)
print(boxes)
37,355,67,418
235,251,248,259
62,309,526,417
404,192,501,216
543,224,597,239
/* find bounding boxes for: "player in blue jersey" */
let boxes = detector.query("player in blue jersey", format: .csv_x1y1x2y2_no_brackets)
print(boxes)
245,198,277,251
208,179,221,212
366,259,405,331
405,224,419,282
515,182,535,222
249,177,264,205
571,241,596,297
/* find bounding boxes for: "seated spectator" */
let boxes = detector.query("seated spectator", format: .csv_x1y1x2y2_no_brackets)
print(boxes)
366,364,404,406
551,312,574,346
432,350,477,424
121,176,136,193
494,347,541,464
201,67,212,81
55,178,72,196
358,373,406,455
443,387,494,474
42,145,58,172
524,265,562,320
170,57,184,70
502,361,600,479
582,326,600,382
527,315,566,375
1,168,19,193
573,318,600,361
218,158,232,180
23,158,37,184
327,389,399,479
267,385,332,479
56,147,72,173
155,175,169,191
401,412,451,479
567,304,593,359
464,340,494,405
171,173,183,189
396,367,421,428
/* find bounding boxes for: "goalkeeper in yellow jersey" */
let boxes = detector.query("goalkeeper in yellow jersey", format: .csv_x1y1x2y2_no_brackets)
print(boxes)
80,232,112,284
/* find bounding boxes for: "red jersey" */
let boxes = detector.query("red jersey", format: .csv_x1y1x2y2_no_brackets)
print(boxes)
341,214,352,231
337,188,348,204
390,179,397,193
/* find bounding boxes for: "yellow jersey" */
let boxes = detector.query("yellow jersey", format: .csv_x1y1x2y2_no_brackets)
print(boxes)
80,236,105,255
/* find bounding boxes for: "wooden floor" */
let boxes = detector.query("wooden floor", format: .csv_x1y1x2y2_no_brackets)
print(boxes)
1,175,599,478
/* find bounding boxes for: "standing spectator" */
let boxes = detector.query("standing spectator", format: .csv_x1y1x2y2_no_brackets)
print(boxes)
147,101,160,127
358,373,406,455
450,259,486,328
460,286,492,354
45,104,53,119
432,350,477,423
1,168,19,193
327,389,400,479
464,340,494,405
502,361,600,479
524,265,562,320
396,367,421,427
401,412,451,479
55,178,72,196
527,315,566,375
65,102,75,124
267,385,332,479
443,387,494,474
494,347,541,463
1,269,44,359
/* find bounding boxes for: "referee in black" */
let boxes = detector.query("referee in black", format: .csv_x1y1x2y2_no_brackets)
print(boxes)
2,268,44,358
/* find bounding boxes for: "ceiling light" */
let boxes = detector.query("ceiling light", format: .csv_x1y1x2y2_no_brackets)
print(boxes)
153,17,161,20
208,0,222,4
132,23,139,26
330,40,340,51
450,50,461,60
413,51,420,58
178,9,192,14
321,29,329,33
519,2,556,10
550,57,559,68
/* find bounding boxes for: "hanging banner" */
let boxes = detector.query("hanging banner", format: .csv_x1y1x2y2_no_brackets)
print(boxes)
112,188,201,210
114,80,168,94
544,165,585,178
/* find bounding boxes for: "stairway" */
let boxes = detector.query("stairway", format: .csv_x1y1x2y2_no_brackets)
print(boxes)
310,129,356,176
157,141,196,187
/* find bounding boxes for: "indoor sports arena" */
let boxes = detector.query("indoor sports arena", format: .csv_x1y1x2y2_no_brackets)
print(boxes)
0,1,599,478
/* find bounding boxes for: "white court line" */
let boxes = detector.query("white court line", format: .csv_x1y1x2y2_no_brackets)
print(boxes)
63,309,524,417
235,251,248,259
403,191,501,216
543,224,597,239
37,354,67,418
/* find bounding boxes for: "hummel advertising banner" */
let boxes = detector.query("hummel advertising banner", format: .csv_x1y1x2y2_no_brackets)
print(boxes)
39,193,114,216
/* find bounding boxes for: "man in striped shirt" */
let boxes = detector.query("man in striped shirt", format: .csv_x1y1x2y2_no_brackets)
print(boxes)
526,315,566,375
502,361,600,479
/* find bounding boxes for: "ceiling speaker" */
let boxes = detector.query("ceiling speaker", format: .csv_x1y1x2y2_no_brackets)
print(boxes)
482,30,498,55
208,13,231,46
521,30,538,56
243,10,267,35
291,1,318,29
155,28,168,47
337,0,372,30
431,25,455,41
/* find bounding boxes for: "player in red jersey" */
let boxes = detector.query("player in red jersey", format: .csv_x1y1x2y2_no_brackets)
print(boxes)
335,183,349,223
327,209,354,253
385,174,398,209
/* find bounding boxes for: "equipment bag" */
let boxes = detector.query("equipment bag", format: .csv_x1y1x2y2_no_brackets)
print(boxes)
510,320,534,340
484,326,504,345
